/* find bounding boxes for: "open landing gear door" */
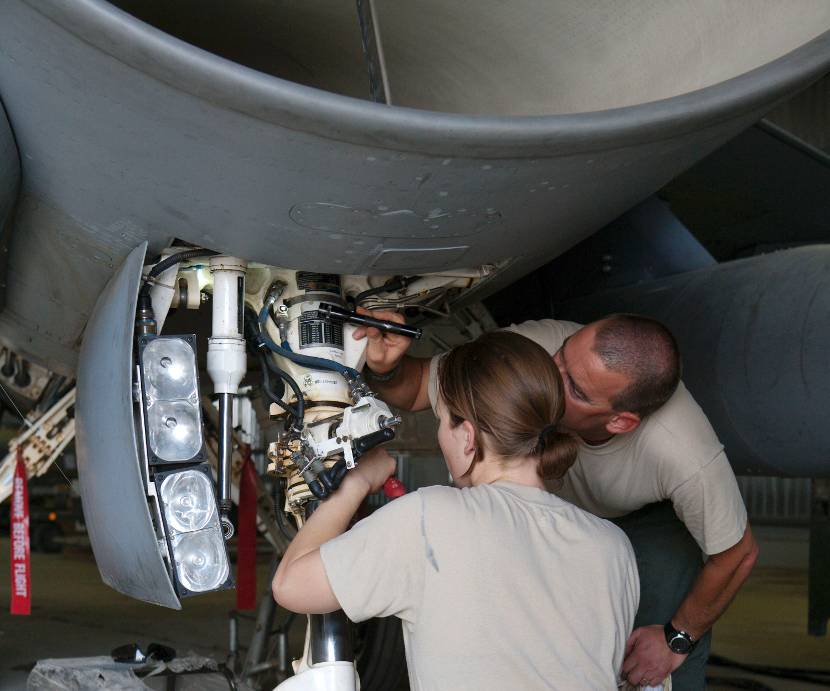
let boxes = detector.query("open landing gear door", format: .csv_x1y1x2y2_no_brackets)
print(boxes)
76,241,181,609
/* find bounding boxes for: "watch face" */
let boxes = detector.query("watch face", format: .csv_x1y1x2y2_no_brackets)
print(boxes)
669,633,693,655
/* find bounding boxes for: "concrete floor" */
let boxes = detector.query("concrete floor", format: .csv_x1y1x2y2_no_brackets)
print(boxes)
1,527,829,690
705,526,830,691
0,541,289,689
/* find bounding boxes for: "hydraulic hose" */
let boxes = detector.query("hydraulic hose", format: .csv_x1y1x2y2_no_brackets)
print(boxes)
257,305,361,380
245,305,305,425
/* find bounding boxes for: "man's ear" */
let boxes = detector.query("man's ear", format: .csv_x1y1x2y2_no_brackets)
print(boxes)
460,419,477,457
606,411,640,435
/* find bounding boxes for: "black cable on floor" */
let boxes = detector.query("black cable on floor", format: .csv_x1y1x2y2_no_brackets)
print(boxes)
219,665,239,691
705,677,775,691
708,654,830,687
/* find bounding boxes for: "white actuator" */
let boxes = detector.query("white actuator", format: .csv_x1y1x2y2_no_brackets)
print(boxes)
207,256,248,395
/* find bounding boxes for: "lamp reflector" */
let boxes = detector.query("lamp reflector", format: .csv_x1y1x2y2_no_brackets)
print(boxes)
143,338,198,402
170,527,230,592
159,470,217,534
147,401,202,461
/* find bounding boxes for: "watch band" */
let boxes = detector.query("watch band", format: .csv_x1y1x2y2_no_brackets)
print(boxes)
664,621,697,655
364,363,400,383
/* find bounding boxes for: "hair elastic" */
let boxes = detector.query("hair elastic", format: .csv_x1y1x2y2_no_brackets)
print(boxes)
538,423,558,449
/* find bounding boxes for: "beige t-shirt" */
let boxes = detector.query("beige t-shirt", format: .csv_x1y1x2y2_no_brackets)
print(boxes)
321,482,639,691
428,319,748,556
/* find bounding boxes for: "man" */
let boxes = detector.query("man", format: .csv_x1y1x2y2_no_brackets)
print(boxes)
353,312,759,690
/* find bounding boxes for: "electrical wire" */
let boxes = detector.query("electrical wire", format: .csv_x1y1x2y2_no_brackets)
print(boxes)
273,478,297,544
139,248,218,297
263,356,305,424
353,275,420,305
708,654,830,687
219,665,239,691
358,285,451,316
258,353,300,420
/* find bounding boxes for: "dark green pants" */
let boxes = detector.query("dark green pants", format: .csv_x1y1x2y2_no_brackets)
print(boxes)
611,501,710,691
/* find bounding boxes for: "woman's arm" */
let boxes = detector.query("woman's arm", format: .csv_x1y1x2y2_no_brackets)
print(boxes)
272,450,397,614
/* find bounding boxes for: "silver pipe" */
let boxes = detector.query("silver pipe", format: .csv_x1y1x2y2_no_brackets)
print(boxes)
310,611,354,664
243,559,280,675
218,393,234,538
276,631,289,674
228,611,239,672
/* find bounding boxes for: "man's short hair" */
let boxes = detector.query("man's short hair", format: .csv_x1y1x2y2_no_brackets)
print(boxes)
592,314,681,418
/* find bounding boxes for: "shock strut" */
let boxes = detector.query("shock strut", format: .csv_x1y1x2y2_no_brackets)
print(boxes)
207,256,248,539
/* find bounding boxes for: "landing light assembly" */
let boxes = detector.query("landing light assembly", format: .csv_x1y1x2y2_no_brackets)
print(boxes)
137,333,231,597
154,465,231,596
137,335,205,465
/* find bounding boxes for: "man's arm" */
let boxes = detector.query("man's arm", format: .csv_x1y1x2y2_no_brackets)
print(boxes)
352,308,431,411
672,522,759,637
370,354,431,412
272,450,396,614
622,523,759,685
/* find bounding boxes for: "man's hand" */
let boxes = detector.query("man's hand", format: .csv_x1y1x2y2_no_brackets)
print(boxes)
348,448,397,495
352,308,412,375
622,625,686,687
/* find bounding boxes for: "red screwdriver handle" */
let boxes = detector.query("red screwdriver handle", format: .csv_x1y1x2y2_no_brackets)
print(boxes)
383,477,407,499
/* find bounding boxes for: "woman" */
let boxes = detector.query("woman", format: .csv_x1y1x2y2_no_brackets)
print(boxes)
273,331,639,690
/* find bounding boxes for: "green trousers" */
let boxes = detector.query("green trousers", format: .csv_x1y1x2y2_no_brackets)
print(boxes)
611,501,710,691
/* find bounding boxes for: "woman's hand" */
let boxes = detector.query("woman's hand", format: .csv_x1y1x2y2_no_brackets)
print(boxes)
348,448,397,495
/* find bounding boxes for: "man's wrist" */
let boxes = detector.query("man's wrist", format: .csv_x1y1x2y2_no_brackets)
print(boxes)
664,620,697,655
364,361,401,383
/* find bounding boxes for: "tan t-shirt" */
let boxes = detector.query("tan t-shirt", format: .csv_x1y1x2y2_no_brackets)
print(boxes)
321,482,639,691
428,319,748,556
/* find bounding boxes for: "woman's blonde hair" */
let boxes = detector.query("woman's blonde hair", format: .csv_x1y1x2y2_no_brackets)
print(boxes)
438,331,578,487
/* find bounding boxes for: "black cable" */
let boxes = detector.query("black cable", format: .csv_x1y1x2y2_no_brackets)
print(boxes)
317,463,337,493
262,354,305,424
139,248,218,297
307,479,328,500
708,654,830,686
273,478,297,542
275,503,297,543
219,665,239,691
259,353,299,419
704,677,774,691
136,249,218,338
354,275,420,305
333,460,348,486
317,459,347,493
325,459,348,490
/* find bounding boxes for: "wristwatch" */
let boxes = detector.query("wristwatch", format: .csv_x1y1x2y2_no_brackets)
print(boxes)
363,363,400,383
664,621,697,655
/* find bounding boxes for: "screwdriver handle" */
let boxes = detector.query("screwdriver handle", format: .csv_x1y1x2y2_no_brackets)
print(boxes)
322,304,423,340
